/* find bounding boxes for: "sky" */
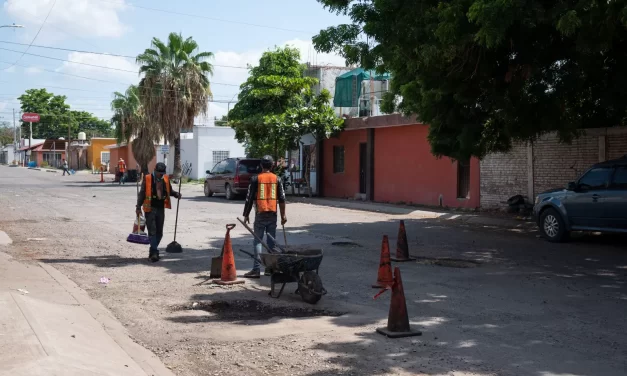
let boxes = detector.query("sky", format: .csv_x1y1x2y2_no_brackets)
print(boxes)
0,0,349,127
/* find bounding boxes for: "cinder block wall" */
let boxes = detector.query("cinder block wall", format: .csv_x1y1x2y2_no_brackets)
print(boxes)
480,128,627,208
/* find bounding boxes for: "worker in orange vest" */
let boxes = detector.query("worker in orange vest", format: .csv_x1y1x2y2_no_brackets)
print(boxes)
117,158,127,185
135,162,181,262
242,155,287,278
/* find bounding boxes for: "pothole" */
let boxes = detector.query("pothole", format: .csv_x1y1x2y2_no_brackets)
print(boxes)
331,241,361,247
414,257,480,268
172,299,346,321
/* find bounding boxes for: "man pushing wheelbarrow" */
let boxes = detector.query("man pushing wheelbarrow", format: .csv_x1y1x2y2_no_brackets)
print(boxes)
242,155,287,278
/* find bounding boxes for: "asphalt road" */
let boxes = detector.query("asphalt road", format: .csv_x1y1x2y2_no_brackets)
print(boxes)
1,166,626,376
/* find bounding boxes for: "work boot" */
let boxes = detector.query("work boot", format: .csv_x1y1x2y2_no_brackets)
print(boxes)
243,270,260,279
149,249,160,262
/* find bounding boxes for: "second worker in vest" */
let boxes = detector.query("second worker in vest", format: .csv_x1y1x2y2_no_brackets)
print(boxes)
135,162,182,262
242,155,287,278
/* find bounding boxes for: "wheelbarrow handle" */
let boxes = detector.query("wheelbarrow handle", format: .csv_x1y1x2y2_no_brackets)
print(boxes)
237,217,274,254
238,249,263,264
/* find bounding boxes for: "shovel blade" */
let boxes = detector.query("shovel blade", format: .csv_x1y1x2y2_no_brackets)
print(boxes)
210,256,223,278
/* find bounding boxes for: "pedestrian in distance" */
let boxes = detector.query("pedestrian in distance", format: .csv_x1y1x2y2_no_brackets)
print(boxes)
242,155,287,278
136,162,181,262
117,158,127,185
61,159,70,176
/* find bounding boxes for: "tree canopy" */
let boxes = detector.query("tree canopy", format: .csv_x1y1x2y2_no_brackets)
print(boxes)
18,89,113,139
313,0,627,159
228,46,338,159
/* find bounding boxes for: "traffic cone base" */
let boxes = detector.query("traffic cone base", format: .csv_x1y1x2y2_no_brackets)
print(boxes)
372,235,393,288
375,267,421,339
213,224,244,285
391,220,415,262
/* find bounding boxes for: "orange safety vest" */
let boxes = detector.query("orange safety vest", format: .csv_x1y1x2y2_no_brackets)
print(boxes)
143,174,171,212
118,161,126,173
256,172,278,213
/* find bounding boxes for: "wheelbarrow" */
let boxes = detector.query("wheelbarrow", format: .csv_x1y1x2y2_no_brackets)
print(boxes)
239,248,327,304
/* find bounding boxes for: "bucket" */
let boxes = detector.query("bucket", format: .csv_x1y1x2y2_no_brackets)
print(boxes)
132,216,146,234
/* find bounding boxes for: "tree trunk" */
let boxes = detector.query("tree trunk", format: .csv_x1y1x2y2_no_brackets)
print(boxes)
173,136,182,178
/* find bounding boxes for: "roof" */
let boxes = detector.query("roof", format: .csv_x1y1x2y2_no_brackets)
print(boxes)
19,142,44,151
593,155,627,168
336,67,391,81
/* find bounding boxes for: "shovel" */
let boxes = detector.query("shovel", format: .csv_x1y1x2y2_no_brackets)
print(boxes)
165,177,183,253
210,224,235,278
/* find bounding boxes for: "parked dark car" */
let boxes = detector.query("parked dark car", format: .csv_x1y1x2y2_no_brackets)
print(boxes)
204,158,262,200
533,156,627,242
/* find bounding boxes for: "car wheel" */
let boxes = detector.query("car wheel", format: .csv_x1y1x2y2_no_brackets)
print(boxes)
204,182,213,197
540,208,568,242
225,183,235,200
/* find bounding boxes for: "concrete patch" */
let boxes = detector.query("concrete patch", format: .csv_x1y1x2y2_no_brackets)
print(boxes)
0,231,12,246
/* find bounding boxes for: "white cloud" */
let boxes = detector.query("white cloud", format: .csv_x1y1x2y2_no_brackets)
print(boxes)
57,52,138,82
4,0,129,40
4,66,16,73
24,67,42,75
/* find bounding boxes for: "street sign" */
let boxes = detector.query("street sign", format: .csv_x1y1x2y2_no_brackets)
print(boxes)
160,145,170,155
21,113,40,122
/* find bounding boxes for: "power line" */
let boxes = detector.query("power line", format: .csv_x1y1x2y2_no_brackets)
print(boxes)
3,0,58,72
90,0,313,34
0,60,241,87
0,41,251,70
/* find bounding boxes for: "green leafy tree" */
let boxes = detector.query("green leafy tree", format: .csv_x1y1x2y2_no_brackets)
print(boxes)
136,32,214,176
18,89,70,139
0,121,13,147
228,46,318,160
111,85,159,173
313,0,627,160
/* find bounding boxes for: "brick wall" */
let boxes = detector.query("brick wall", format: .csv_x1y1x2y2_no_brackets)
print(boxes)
480,144,528,207
480,128,627,208
532,134,598,195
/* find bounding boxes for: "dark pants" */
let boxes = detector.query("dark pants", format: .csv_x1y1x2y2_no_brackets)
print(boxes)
145,207,165,252
62,168,70,176
252,213,277,272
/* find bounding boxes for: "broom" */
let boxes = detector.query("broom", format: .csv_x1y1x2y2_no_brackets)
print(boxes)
127,172,150,245
165,176,183,253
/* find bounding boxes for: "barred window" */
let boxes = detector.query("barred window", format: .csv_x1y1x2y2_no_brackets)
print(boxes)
212,150,229,167
333,146,345,173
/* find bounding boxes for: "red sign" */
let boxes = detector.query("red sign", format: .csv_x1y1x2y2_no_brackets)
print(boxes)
22,113,40,122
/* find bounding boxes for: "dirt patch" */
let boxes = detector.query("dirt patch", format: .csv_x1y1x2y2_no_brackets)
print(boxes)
172,299,346,321
331,241,361,247
414,256,480,268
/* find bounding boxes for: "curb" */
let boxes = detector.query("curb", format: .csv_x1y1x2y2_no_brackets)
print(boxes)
288,196,535,230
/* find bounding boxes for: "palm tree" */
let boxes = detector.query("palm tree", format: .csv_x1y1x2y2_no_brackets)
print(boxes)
136,32,213,177
111,85,160,173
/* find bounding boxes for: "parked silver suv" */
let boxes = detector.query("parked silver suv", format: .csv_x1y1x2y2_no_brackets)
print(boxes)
533,156,627,242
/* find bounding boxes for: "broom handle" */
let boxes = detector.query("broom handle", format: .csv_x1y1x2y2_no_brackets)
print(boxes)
173,177,182,242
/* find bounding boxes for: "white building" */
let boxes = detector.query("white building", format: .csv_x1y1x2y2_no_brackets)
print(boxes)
166,125,246,180
0,144,16,164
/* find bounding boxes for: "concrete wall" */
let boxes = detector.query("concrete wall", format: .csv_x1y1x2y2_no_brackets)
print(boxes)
166,126,246,180
480,127,627,208
88,138,116,169
373,124,480,208
322,129,367,198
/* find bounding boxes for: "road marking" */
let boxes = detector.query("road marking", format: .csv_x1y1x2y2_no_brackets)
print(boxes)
0,231,12,246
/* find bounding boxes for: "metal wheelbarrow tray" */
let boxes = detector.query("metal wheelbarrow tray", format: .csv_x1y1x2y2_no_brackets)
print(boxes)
243,247,327,304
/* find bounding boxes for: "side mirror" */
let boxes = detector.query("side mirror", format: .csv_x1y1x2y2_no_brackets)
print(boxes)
567,182,577,191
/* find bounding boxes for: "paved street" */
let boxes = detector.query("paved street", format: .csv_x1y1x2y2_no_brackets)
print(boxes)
1,165,626,376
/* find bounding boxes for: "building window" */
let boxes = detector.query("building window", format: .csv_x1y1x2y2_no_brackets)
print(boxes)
43,152,62,168
101,152,110,165
333,146,345,173
457,159,470,199
212,150,229,168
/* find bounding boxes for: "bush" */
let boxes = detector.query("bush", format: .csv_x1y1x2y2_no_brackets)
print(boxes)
40,161,49,168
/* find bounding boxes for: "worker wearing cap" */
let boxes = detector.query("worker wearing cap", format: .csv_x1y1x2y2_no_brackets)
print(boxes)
243,155,287,278
136,162,181,262
117,158,127,185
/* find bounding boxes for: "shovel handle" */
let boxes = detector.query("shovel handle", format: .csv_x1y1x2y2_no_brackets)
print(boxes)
226,223,236,231
237,217,274,254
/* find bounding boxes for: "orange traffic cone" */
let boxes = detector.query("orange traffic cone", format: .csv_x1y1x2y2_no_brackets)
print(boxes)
375,267,422,338
391,220,415,262
372,235,394,288
214,224,244,285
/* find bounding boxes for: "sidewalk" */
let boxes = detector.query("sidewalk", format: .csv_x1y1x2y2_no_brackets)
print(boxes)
289,196,536,230
0,231,174,376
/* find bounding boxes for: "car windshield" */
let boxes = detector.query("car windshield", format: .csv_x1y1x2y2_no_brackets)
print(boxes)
238,160,261,174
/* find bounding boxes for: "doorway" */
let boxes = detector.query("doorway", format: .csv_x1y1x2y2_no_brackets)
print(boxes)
359,143,367,194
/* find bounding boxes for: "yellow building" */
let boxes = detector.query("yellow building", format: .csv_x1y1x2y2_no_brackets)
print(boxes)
87,138,116,170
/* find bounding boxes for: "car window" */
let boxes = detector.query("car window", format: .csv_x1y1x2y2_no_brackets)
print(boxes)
611,166,627,189
577,167,612,190
212,161,226,174
238,160,261,174
224,159,236,174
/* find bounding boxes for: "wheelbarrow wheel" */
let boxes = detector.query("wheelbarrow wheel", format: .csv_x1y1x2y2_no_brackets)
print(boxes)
298,271,324,304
